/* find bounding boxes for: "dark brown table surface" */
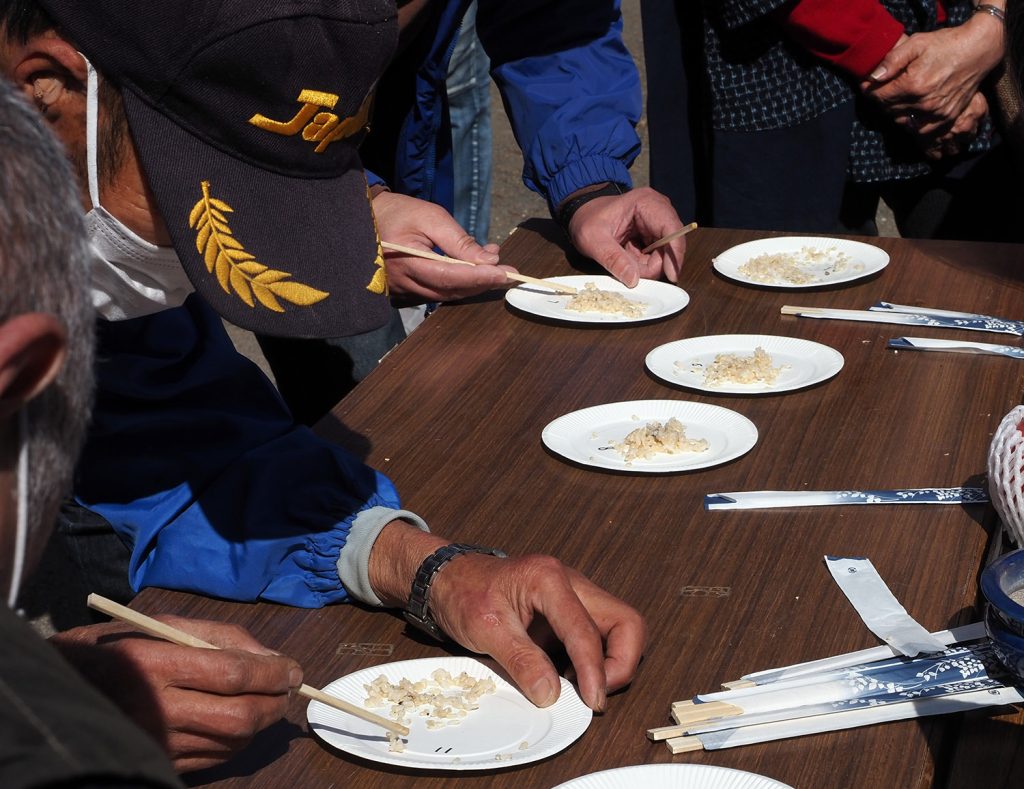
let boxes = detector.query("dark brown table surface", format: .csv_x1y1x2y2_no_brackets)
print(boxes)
137,222,1024,788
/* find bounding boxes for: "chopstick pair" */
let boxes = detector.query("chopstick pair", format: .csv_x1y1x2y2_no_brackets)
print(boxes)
382,221,698,295
703,487,989,510
381,241,577,294
647,622,1008,754
87,594,409,737
781,303,1024,336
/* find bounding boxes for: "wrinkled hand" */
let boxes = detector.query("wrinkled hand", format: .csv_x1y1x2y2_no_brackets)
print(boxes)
567,187,687,288
49,616,301,773
372,190,514,303
863,18,1004,137
922,92,990,160
430,553,647,712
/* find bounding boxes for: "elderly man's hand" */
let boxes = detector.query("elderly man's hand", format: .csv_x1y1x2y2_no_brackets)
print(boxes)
372,190,515,303
566,186,686,288
368,522,646,712
430,553,646,711
49,616,301,773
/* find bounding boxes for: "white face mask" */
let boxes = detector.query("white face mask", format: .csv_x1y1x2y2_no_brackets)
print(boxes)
8,409,28,608
82,57,194,321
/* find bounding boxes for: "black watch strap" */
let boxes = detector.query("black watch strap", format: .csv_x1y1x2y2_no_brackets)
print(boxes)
555,181,629,230
403,543,508,641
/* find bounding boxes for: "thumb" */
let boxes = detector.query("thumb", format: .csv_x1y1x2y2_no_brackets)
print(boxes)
585,240,641,288
869,45,911,82
484,624,562,708
423,215,499,265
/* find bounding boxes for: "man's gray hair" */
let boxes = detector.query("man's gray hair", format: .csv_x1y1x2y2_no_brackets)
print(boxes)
0,75,93,539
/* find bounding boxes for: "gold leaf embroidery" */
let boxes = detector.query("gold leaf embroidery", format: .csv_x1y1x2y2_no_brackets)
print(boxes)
188,181,329,313
364,184,387,295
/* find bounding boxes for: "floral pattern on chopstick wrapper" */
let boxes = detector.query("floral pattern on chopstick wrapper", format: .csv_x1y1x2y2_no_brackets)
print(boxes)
834,488,989,505
831,643,1008,710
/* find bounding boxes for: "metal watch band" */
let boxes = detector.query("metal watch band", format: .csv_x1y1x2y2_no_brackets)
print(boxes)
403,543,508,641
555,181,629,230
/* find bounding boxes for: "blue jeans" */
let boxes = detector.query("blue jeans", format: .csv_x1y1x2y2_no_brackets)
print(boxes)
447,1,492,244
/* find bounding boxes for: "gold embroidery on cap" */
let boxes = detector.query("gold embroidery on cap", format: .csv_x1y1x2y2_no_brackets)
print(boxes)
249,88,374,153
365,184,387,296
188,181,329,312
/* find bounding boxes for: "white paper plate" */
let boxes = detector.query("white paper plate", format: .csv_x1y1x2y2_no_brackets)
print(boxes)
712,236,888,288
645,334,844,394
307,657,591,771
505,275,690,323
542,400,758,473
552,764,794,789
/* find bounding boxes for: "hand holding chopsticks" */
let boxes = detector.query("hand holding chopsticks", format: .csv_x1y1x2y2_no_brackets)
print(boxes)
381,241,577,294
87,594,409,737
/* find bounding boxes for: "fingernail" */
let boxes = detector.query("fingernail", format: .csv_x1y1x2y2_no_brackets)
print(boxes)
529,676,558,707
482,253,500,264
870,65,886,80
589,687,607,713
289,667,303,688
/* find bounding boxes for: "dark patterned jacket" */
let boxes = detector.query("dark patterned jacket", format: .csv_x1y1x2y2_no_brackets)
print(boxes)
703,0,993,182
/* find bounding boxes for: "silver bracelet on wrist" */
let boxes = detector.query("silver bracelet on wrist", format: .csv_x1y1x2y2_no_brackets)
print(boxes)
973,3,1006,22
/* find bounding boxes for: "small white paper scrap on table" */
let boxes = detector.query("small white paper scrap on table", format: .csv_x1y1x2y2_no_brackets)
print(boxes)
824,556,946,657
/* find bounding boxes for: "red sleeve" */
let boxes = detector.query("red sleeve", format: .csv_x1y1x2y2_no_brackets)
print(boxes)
776,0,906,80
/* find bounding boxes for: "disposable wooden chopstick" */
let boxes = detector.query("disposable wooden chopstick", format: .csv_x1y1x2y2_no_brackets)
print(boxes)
86,593,409,737
380,240,577,294
671,701,743,726
640,222,698,254
662,685,1024,753
666,735,704,754
781,305,828,316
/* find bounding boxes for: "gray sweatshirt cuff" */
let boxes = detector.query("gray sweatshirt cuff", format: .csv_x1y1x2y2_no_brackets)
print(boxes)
337,507,430,607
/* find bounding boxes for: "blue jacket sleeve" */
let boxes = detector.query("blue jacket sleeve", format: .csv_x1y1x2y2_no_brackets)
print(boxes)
477,0,642,211
74,297,402,608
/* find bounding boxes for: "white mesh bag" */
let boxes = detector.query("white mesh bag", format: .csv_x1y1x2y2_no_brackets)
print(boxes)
989,405,1024,547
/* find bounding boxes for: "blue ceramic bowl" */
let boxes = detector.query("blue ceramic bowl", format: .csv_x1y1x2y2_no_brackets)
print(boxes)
984,606,1024,681
980,548,1024,680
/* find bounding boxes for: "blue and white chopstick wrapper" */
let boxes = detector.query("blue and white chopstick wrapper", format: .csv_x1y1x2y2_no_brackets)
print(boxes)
825,556,946,656
683,685,1023,751
888,337,1024,359
786,305,1024,335
872,302,1024,336
729,622,987,686
690,643,1005,729
704,488,988,510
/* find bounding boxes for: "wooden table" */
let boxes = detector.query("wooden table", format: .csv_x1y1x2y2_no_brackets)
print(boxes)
138,222,1024,788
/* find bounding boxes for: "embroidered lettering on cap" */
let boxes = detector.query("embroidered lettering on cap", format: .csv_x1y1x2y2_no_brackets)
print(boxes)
188,180,330,312
250,89,374,153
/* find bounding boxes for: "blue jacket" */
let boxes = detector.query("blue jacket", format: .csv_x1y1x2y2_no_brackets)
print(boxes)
366,0,642,213
76,298,404,607
76,0,643,607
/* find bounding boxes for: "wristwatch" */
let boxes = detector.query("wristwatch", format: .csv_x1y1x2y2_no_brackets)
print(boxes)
555,181,630,230
403,543,508,641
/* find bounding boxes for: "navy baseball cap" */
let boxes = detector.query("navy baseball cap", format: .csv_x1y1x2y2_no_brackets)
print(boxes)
40,0,398,338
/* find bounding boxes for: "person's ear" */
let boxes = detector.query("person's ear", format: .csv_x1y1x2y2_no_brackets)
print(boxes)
9,32,87,123
0,313,67,420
